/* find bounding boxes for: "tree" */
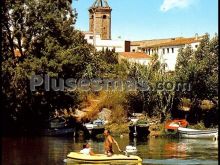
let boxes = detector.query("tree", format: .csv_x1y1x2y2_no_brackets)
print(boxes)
174,34,218,125
126,55,175,122
1,0,100,132
175,34,218,100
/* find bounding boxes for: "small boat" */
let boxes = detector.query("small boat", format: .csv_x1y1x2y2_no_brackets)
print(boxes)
93,119,105,126
49,117,66,129
165,119,188,130
84,119,105,130
177,127,218,139
129,120,150,138
40,127,75,136
66,152,142,164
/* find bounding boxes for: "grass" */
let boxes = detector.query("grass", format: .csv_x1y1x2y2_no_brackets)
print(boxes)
105,122,130,136
188,122,207,129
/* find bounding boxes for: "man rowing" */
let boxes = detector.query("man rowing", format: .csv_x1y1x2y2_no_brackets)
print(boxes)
103,129,122,156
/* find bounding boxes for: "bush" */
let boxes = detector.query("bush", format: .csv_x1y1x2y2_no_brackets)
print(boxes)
105,123,129,136
111,105,127,123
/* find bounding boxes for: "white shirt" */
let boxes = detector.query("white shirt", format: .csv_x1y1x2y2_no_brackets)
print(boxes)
80,148,91,155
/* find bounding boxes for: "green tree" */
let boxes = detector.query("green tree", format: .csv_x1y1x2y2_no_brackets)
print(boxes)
175,34,218,100
126,55,175,122
175,34,218,125
1,0,100,132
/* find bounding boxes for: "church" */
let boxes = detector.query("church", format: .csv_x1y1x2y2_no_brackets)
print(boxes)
83,0,203,71
83,0,130,52
83,0,152,66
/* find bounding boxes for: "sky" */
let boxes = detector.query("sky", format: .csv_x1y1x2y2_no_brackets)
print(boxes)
72,0,218,41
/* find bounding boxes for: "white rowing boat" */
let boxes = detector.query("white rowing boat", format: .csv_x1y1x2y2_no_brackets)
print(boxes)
177,127,218,139
66,152,142,164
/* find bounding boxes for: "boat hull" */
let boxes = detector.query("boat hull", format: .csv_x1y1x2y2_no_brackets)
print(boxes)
178,127,218,139
67,152,142,164
49,118,66,129
129,124,150,138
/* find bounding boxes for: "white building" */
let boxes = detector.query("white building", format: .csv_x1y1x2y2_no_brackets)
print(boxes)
84,32,130,52
131,36,203,71
118,52,152,66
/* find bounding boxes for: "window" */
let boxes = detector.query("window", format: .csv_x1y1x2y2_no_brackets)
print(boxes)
195,45,198,48
132,49,135,52
172,48,174,53
162,49,165,54
167,48,169,53
89,36,93,39
103,15,107,19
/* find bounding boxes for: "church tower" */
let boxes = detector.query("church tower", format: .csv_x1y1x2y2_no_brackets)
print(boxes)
89,0,112,40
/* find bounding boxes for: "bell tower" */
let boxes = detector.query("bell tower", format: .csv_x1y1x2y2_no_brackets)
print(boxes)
89,0,112,40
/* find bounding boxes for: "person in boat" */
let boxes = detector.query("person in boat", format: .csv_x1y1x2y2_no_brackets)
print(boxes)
80,143,95,156
104,129,122,156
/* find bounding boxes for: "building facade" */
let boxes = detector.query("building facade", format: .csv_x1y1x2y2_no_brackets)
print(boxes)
89,0,112,40
131,35,203,71
84,0,129,53
84,32,129,52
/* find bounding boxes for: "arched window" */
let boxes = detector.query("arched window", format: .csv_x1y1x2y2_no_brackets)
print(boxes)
103,15,107,19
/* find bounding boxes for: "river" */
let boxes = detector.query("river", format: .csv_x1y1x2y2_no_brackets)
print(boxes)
2,136,218,165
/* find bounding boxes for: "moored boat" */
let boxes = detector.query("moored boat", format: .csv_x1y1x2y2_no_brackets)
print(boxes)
129,119,150,138
84,119,105,130
66,152,142,164
164,119,188,136
177,127,218,139
165,119,188,131
40,127,75,136
37,117,75,136
49,117,66,129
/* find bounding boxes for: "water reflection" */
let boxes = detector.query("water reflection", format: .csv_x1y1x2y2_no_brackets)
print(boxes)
2,136,218,165
137,137,218,161
142,159,218,165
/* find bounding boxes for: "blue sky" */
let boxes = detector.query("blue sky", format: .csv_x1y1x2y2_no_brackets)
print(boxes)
72,0,218,41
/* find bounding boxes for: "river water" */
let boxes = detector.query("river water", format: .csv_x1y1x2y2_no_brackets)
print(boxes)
2,136,218,165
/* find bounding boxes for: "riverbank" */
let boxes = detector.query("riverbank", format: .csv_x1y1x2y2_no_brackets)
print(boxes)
104,120,216,138
105,123,130,136
103,121,161,138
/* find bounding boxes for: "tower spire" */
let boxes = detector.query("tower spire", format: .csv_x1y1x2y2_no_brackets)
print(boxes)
92,0,109,8
89,0,112,40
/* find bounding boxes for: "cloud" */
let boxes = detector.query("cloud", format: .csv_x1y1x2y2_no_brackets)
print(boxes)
160,0,197,12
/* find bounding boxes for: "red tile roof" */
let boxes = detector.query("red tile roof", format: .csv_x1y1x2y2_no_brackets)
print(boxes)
156,38,199,47
119,52,151,59
144,37,202,48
